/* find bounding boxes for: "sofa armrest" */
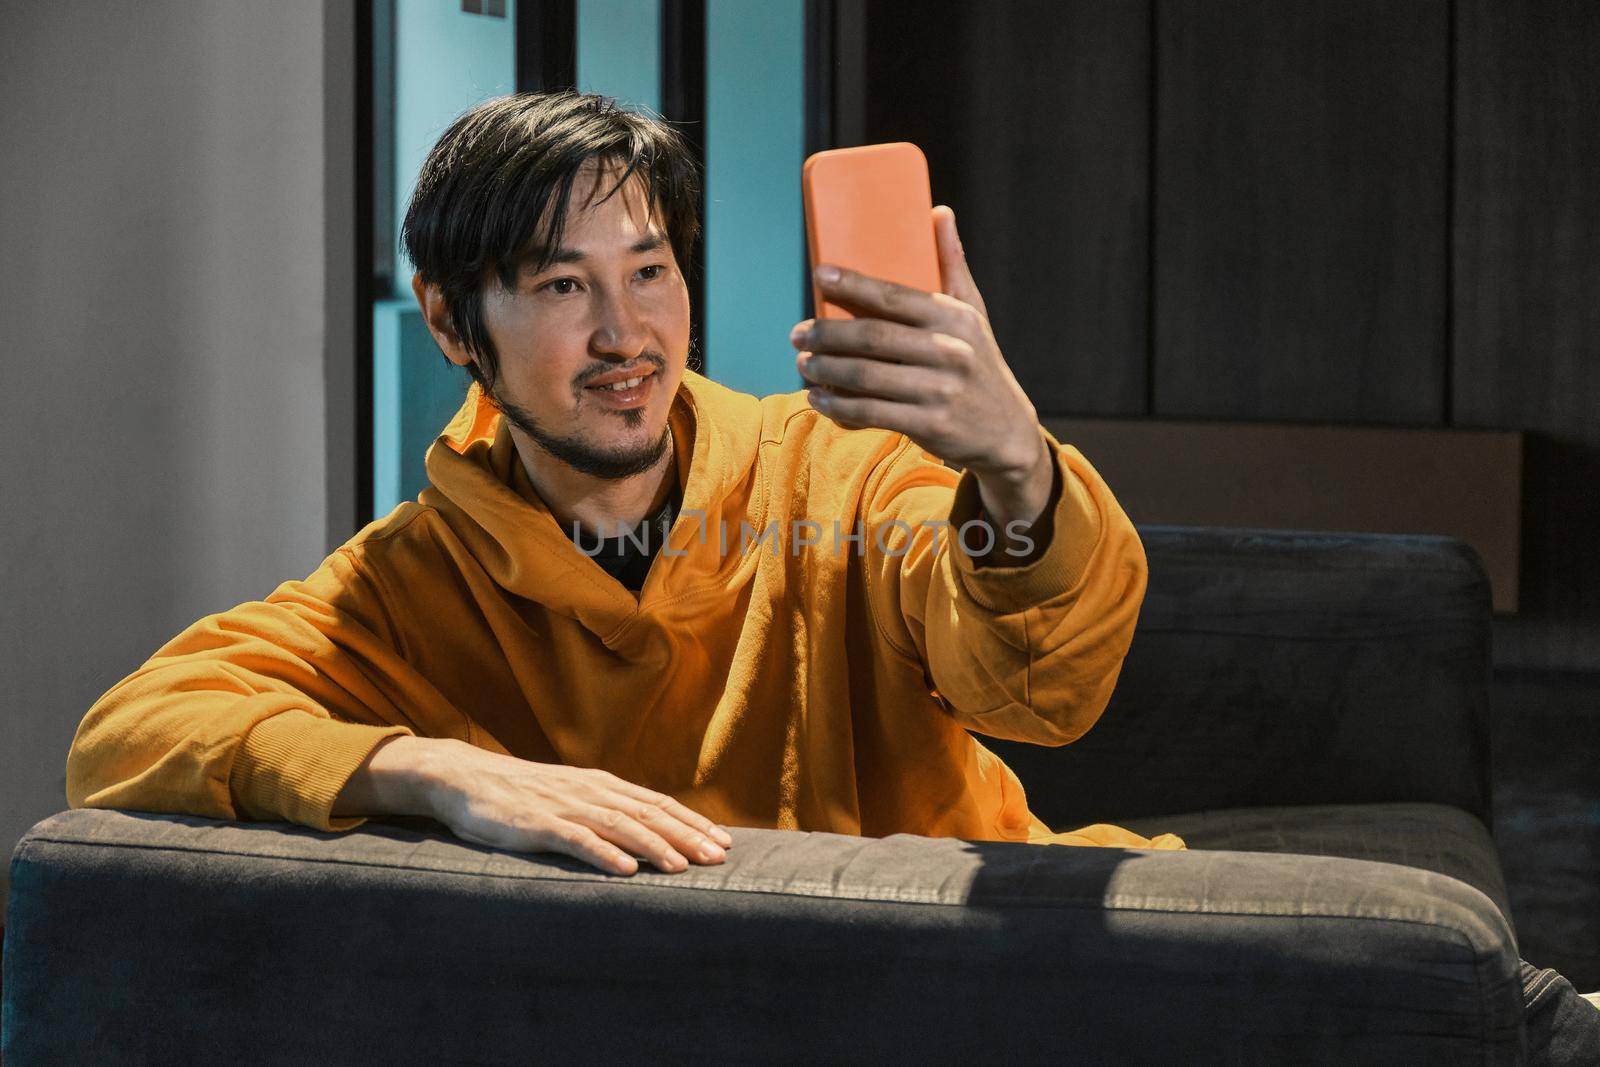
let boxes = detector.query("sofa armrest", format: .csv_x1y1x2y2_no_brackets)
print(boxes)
986,526,1495,830
5,810,1523,1062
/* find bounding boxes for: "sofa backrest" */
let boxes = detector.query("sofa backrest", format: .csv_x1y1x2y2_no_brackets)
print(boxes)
983,526,1495,829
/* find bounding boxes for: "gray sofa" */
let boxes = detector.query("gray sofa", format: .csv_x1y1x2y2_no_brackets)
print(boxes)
3,527,1526,1063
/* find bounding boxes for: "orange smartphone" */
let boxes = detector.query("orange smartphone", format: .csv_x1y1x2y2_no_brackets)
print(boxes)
802,142,941,320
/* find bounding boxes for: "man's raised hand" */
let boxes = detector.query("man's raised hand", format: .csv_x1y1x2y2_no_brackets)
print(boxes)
791,205,1055,532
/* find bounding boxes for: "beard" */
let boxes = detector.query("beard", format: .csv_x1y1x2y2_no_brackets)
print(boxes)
482,364,673,481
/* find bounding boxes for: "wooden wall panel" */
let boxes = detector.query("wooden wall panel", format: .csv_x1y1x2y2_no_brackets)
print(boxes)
1454,0,1600,671
836,0,1598,672
1154,0,1449,424
1045,418,1523,612
857,0,1151,416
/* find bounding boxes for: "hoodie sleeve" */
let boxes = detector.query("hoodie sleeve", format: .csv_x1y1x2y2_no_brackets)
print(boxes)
65,546,421,832
860,425,1148,746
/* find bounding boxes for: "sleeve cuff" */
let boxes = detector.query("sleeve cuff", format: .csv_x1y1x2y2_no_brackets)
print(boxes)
229,710,415,832
948,424,1105,614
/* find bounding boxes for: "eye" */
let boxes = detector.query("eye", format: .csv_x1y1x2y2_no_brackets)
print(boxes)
544,277,581,295
639,264,665,281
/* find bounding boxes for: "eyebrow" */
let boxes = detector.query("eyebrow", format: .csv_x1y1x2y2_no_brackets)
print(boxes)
523,233,667,272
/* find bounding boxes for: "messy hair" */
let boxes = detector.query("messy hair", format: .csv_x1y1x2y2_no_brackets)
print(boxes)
401,90,702,396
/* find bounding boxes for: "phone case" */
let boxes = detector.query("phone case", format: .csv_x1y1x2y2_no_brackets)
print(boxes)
802,142,941,320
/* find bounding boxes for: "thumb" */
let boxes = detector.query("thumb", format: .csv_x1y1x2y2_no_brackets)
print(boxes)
933,205,988,320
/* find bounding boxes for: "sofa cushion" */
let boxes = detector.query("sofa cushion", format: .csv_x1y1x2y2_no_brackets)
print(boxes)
1113,801,1515,936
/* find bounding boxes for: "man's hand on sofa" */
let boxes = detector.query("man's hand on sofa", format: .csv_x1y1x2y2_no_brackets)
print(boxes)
333,736,733,876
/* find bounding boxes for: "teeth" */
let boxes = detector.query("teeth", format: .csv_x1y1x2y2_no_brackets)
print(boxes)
600,376,644,392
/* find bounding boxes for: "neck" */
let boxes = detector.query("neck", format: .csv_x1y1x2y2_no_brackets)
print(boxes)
509,427,678,540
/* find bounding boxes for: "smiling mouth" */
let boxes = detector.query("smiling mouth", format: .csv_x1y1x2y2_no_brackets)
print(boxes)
583,367,658,408
588,374,651,392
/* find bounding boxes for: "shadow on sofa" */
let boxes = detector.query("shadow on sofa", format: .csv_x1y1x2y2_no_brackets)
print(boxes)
3,527,1527,1063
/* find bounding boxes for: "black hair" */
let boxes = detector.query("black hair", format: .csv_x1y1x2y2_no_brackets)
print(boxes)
401,90,702,396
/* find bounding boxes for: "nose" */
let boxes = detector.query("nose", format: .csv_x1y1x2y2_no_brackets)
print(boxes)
589,285,649,361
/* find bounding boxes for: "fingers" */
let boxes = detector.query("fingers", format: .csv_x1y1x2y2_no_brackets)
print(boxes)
805,389,931,436
811,263,971,330
577,803,696,872
792,316,971,370
540,821,642,876
606,779,734,850
798,349,957,403
458,799,722,877
547,793,728,874
932,205,989,319
799,356,929,404
455,818,639,877
552,790,729,873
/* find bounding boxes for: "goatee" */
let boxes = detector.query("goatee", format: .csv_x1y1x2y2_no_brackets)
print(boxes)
484,380,672,480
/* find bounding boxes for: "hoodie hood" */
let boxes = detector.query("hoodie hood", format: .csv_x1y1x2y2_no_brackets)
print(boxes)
418,369,768,630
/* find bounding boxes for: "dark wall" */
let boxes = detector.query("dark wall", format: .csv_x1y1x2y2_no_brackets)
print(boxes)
844,0,1600,673
1452,1,1600,672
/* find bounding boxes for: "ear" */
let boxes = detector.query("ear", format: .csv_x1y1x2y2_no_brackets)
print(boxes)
411,272,474,369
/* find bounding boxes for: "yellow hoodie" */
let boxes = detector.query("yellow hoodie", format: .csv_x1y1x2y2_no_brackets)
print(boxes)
66,370,1185,852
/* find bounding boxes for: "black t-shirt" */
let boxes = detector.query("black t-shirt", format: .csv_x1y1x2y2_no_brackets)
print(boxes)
565,482,683,593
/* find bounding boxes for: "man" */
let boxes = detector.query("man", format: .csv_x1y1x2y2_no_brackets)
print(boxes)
67,89,1174,869
65,91,1596,1056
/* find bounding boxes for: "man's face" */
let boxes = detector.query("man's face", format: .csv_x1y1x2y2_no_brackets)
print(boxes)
468,161,690,479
